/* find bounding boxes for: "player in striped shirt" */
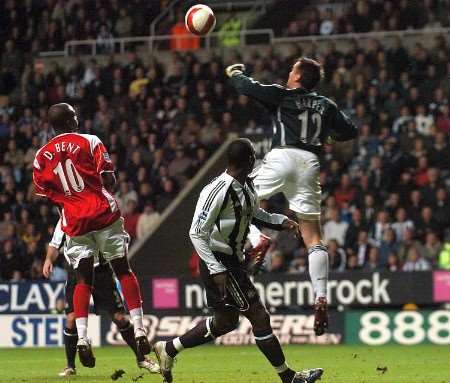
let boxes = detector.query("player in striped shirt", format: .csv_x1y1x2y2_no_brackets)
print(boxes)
153,139,324,383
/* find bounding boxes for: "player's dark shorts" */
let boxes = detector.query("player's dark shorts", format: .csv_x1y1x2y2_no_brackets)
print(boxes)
199,252,261,312
65,263,125,315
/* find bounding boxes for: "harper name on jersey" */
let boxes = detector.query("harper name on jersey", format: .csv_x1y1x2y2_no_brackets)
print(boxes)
230,74,357,154
33,133,120,237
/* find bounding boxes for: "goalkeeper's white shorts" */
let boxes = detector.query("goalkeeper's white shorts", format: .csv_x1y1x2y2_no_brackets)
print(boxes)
252,147,321,220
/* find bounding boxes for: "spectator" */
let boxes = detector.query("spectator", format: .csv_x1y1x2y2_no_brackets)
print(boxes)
334,174,356,208
328,239,346,272
397,228,424,263
391,208,414,241
364,247,383,271
434,188,450,228
353,230,372,267
115,181,138,212
96,24,114,54
344,208,367,250
416,206,439,239
168,146,193,187
438,232,450,270
170,12,199,51
136,203,161,240
370,211,391,243
267,250,286,273
403,246,431,271
123,199,140,241
379,228,398,265
386,252,401,272
0,240,24,280
347,254,362,271
323,207,348,246
423,231,442,266
115,9,133,37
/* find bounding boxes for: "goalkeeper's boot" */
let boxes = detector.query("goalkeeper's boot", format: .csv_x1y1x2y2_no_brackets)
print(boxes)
137,357,160,374
135,327,152,355
77,337,95,368
313,297,329,336
292,368,324,383
154,341,174,383
58,367,76,376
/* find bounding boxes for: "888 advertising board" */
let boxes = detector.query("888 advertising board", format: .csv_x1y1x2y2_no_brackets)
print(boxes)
345,310,450,346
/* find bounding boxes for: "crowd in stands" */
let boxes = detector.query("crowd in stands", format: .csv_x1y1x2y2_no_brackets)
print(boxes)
0,2,449,281
283,0,450,37
0,0,165,54
0,50,231,281
256,36,450,275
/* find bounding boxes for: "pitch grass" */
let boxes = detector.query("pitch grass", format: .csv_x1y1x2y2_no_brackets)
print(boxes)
0,345,449,383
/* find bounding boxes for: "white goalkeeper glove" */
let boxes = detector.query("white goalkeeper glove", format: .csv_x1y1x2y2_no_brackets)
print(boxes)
225,63,245,78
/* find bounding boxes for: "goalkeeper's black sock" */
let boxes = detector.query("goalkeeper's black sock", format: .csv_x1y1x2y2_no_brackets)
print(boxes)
118,322,144,362
63,327,78,369
254,329,295,383
166,318,214,358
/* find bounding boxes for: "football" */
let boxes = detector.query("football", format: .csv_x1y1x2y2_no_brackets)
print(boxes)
185,4,216,36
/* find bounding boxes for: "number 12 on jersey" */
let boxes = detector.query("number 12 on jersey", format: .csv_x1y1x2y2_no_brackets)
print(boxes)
53,159,85,195
298,110,322,145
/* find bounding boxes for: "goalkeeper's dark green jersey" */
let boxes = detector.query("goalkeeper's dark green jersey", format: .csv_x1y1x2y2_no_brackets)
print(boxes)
230,73,357,155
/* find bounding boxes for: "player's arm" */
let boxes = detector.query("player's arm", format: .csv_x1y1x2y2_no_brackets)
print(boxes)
32,156,48,198
226,64,285,106
329,108,357,142
101,172,117,193
43,219,64,278
91,136,117,192
252,204,298,231
189,182,228,275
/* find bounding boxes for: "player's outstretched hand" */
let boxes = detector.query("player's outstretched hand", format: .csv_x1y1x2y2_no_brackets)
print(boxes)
225,63,245,78
281,218,298,231
212,271,228,303
43,258,54,278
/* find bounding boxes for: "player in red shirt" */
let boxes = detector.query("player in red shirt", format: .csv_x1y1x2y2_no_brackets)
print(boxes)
33,103,151,368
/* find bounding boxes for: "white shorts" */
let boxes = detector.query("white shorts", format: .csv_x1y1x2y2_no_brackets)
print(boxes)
64,218,130,269
252,148,321,220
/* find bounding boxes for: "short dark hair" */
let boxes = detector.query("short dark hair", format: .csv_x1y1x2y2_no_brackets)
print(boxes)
48,103,74,133
297,57,323,90
227,138,254,169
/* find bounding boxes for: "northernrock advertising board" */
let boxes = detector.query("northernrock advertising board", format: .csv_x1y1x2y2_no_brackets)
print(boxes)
146,272,435,313
0,271,449,347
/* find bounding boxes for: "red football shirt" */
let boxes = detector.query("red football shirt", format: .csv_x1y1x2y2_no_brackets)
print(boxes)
33,133,120,236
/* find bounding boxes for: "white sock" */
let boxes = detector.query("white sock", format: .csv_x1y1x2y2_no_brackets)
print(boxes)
308,244,329,300
173,337,184,352
247,225,263,248
130,307,144,332
75,317,88,339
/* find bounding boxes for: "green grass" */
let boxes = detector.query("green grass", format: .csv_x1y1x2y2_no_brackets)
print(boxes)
0,345,449,383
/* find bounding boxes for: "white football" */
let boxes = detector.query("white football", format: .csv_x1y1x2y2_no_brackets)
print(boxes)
185,4,216,36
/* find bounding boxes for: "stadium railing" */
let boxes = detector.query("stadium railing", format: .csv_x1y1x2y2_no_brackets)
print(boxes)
39,27,450,58
272,27,450,44
149,0,182,36
57,29,274,57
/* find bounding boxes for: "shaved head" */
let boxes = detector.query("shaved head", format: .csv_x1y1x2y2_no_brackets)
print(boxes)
227,138,256,174
48,103,78,133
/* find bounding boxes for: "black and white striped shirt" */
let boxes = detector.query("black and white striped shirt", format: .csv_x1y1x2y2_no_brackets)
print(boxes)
189,171,287,274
